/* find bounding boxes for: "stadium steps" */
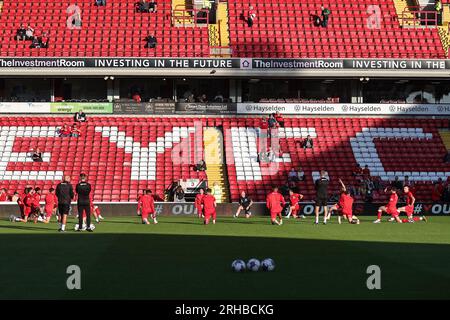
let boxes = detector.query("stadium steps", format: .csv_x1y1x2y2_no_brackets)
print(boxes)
203,127,230,203
0,1,3,13
209,1,232,57
439,130,450,150
172,0,194,26
392,0,421,27
437,6,450,56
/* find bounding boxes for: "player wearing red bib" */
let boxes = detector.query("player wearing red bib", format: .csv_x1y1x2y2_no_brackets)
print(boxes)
138,189,157,224
374,188,402,223
287,189,304,219
201,188,217,225
329,179,360,224
266,186,285,225
398,186,427,223
195,188,205,218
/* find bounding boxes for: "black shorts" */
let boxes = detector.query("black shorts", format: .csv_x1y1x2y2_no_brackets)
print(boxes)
315,197,328,207
58,204,71,216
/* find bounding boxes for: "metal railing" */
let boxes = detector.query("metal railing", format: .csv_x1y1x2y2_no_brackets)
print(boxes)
401,7,439,27
172,5,210,27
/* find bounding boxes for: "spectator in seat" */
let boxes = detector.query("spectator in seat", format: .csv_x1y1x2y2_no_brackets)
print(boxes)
352,163,363,177
302,135,314,149
391,176,403,190
74,109,87,122
288,168,299,182
197,94,208,103
362,165,371,179
174,186,185,203
268,114,278,129
195,159,207,172
16,24,27,41
148,1,157,13
213,92,224,102
321,6,331,27
185,93,195,102
95,0,106,6
30,36,41,49
31,148,43,162
71,124,81,138
145,33,157,49
431,178,444,202
274,111,284,127
137,0,149,12
25,24,34,40
247,5,256,27
40,32,49,48
59,124,72,137
132,93,142,103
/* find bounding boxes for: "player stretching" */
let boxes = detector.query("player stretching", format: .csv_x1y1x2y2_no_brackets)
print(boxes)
136,189,146,216
235,191,253,218
398,186,427,223
202,188,217,225
195,188,205,218
91,204,104,223
374,188,402,223
329,179,360,224
30,187,42,223
314,170,329,225
266,186,285,225
139,189,157,224
286,189,304,219
11,187,32,223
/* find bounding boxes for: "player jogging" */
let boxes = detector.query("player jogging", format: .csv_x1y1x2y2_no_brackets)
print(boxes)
398,186,427,223
328,179,360,224
195,188,205,218
286,189,304,219
314,170,329,225
138,189,157,224
266,186,285,225
374,188,402,223
201,188,217,225
234,191,253,218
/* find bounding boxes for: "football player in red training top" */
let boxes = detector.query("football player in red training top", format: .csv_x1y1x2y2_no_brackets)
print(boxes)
91,204,104,223
266,186,285,225
11,187,34,223
201,188,217,225
286,189,304,219
328,179,360,224
398,186,427,223
138,189,157,225
374,188,402,223
30,187,43,223
40,187,58,223
136,189,146,216
195,188,205,218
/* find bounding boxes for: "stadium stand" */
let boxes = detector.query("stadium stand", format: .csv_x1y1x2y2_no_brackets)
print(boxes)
227,0,446,58
0,0,446,58
0,117,448,204
0,0,210,57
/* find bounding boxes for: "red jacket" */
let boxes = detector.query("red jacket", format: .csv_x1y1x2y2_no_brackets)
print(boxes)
338,193,353,214
201,194,216,215
387,193,398,210
0,193,7,201
289,193,301,206
139,194,155,214
195,193,204,207
45,194,58,208
266,192,285,213
31,194,41,208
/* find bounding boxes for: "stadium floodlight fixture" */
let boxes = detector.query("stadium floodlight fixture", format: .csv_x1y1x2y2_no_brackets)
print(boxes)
110,76,114,80
104,76,109,81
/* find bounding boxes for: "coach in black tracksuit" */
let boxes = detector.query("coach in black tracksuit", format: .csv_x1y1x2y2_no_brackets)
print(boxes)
56,176,74,232
314,170,329,225
76,173,93,232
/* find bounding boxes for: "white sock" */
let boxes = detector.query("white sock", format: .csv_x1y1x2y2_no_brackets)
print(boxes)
15,217,21,222
61,224,65,231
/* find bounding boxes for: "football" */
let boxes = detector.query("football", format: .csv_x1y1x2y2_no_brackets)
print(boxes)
231,259,246,272
261,258,276,272
246,258,261,272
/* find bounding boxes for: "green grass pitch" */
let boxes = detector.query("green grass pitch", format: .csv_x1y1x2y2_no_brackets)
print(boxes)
1,215,450,299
